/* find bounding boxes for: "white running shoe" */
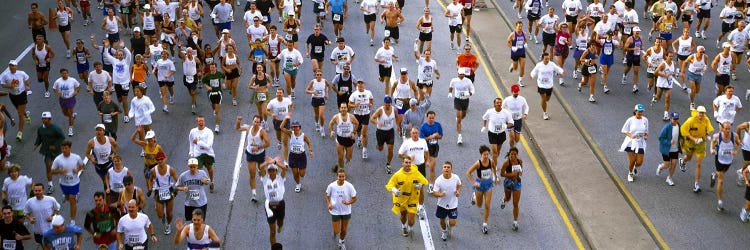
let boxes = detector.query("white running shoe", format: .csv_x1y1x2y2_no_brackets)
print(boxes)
666,177,674,186
588,95,595,102
68,127,74,137
482,223,488,234
718,200,725,211
214,125,220,133
512,222,519,231
518,78,524,87
457,134,463,144
169,95,174,104
164,223,171,235
232,98,238,106
737,169,745,186
44,91,50,98
163,106,169,113
362,147,368,159
690,103,696,110
441,230,448,241
627,172,634,182
741,209,749,222
603,85,610,93
656,163,663,176
294,184,301,193
543,112,550,120
693,183,701,193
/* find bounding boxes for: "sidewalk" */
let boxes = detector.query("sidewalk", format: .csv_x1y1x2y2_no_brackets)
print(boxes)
465,2,659,249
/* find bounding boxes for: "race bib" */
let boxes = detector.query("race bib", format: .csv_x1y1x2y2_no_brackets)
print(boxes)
720,65,731,74
210,79,220,88
186,75,195,83
318,3,325,9
624,26,632,34
8,196,21,207
64,174,75,183
121,6,130,14
480,169,492,179
285,34,293,41
384,29,391,37
603,46,613,55
511,164,522,172
339,86,349,93
339,125,352,134
333,14,342,21
394,99,404,109
541,78,551,84
359,103,369,113
665,24,673,30
270,47,278,56
588,65,597,74
679,46,689,55
103,114,113,123
428,138,438,144
3,239,16,250
127,234,141,244
262,16,269,22
158,189,172,201
254,55,264,63
77,55,86,64
512,112,522,120
494,124,504,132
113,182,125,190
314,46,323,53
291,144,304,153
257,92,267,101
465,2,472,8
188,190,200,200
315,90,324,97
422,27,432,33
458,90,470,99
516,40,525,48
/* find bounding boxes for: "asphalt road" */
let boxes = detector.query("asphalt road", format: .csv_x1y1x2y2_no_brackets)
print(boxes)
1,0,580,249
492,0,750,248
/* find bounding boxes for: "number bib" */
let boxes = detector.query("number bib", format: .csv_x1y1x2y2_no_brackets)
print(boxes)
64,174,75,183
158,189,172,201
314,46,323,54
127,234,141,244
333,14,342,21
588,65,597,74
480,169,492,179
291,144,304,154
257,92,267,101
8,196,21,207
624,26,632,34
186,75,195,83
603,46,613,55
270,47,278,56
103,114,113,123
285,33,293,41
394,99,404,109
458,91,470,99
254,55,264,63
494,124,504,132
77,55,86,64
512,112,522,120
188,190,200,200
339,86,349,93
428,138,438,144
511,164,522,172
3,239,16,250
422,27,432,33
384,29,391,37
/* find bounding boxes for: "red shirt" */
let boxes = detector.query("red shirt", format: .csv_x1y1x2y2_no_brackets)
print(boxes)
457,53,478,75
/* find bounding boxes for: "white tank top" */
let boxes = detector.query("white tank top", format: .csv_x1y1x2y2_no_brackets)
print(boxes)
688,54,707,74
57,9,70,26
395,78,412,99
183,57,197,76
105,16,119,34
288,133,306,154
646,48,664,73
312,79,326,98
149,45,163,66
742,127,750,151
268,35,281,57
246,127,265,154
154,165,173,189
336,115,354,137
376,107,396,130
34,44,48,66
143,13,156,30
718,53,733,75
188,4,202,20
656,62,675,88
677,37,693,56
224,54,237,65
107,166,129,193
93,136,113,165
187,224,212,247
717,133,735,165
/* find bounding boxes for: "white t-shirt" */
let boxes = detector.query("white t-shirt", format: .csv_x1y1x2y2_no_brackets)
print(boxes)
713,95,743,124
530,61,564,89
155,59,176,81
52,77,80,99
261,174,285,203
51,153,84,186
24,196,61,233
449,77,475,99
728,29,748,52
562,0,582,16
417,57,437,83
243,10,263,25
2,176,33,210
0,70,30,95
374,47,395,67
539,15,559,34
330,46,356,74
267,97,293,120
348,90,374,115
483,108,514,133
326,181,357,215
361,0,378,15
434,174,461,209
88,70,112,93
720,7,738,24
398,138,429,165
117,213,151,245
594,21,615,36
622,9,639,31
446,3,464,26
587,3,605,17
246,25,269,42
502,95,529,120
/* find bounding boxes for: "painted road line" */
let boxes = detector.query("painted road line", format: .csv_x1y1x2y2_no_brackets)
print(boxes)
486,2,668,249
229,131,248,201
433,0,585,248
2,43,34,75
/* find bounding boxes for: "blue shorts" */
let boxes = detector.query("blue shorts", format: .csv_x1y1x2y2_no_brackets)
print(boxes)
599,55,614,66
217,22,232,31
245,150,266,165
435,206,458,219
512,119,523,133
284,68,298,76
503,178,522,191
687,71,702,84
660,32,672,41
76,63,90,74
60,183,80,196
474,178,493,192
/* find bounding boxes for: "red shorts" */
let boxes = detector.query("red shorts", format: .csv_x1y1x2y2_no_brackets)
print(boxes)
80,0,90,8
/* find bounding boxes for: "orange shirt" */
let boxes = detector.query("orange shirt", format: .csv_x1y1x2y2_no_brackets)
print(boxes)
132,63,147,82
456,54,478,74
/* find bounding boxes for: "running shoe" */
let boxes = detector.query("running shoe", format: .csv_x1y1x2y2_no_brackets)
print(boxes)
518,78,524,87
732,73,737,80
357,136,362,148
214,125,220,133
621,74,627,84
572,70,577,79
169,95,174,104
512,222,519,231
737,169,745,186
163,106,169,113
718,200,725,211
701,31,706,39
191,105,196,114
428,184,434,194
441,230,448,241
44,91,50,98
543,112,550,120
385,164,392,174
634,167,638,176
68,127,74,137
500,200,506,209
25,110,31,123
402,226,408,237
627,172,634,182
457,134,463,144
295,184,301,193
66,50,71,58
577,82,581,92
690,103,696,110
482,224,488,234
509,65,514,73
16,132,22,141
679,158,686,172
124,116,130,123
47,184,54,194
662,112,669,121
251,193,258,203
339,240,347,250
362,148,368,159
291,90,296,99
666,177,674,186
418,206,425,220
742,209,749,222
603,85,610,94
277,142,282,150
450,43,455,50
695,31,700,38
232,99,238,106
632,85,639,94
471,193,476,205
710,172,716,188
164,224,171,235
210,182,215,193
693,183,701,193
533,36,538,44
656,163,662,176
746,89,750,101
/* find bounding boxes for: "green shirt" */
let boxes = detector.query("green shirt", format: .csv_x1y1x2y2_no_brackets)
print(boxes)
34,123,65,157
202,72,225,93
98,101,121,133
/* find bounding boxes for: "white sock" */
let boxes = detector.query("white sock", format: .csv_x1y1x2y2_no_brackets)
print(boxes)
48,181,53,186
252,189,256,195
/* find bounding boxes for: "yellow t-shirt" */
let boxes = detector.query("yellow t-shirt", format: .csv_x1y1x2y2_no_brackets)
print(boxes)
385,165,428,214
680,111,714,138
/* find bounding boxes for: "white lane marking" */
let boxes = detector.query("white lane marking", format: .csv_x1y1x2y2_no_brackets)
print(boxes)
1,43,34,75
419,208,436,250
229,131,247,201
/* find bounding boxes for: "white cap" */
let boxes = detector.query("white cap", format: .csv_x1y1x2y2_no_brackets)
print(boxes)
400,67,408,73
41,111,52,119
723,42,732,48
95,124,105,130
143,4,151,9
51,215,64,226
288,10,295,16
222,29,230,34
188,158,198,166
633,26,641,32
267,163,279,170
8,60,17,66
145,130,156,139
133,27,141,32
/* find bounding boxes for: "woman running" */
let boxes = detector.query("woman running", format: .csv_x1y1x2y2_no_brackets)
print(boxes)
499,147,523,231
221,44,242,106
250,64,272,128
620,104,649,183
466,145,498,234
305,70,330,135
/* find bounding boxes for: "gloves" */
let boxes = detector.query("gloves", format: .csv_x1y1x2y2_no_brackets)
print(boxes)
391,187,400,196
415,183,423,189
447,92,453,98
481,127,487,133
265,200,274,218
714,111,718,118
524,43,528,49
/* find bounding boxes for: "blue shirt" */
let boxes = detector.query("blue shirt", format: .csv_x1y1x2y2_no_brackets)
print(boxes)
331,0,345,14
43,225,83,249
420,122,443,145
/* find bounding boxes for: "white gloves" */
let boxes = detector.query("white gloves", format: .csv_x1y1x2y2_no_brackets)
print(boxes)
415,183,423,189
391,187,401,196
713,111,718,118
265,200,274,218
481,127,487,133
447,92,453,98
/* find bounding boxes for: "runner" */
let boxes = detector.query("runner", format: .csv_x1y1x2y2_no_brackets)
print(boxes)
717,1,738,48
176,158,210,221
73,39,92,92
236,115,271,202
652,51,677,121
222,44,242,106
461,0,474,37
279,120,312,192
413,45,440,96
325,169,356,249
32,35,55,99
709,121,741,211
672,28,695,78
202,63,225,131
420,111,443,193
348,80,374,159
502,84,529,148
101,8,123,44
370,96,397,174
415,7,433,53
500,147,523,231
154,50,176,112
621,2,639,62
258,156,287,245
456,44,479,82
33,112,66,194
52,68,81,137
2,165,33,222
713,43,733,96
375,38,398,96
265,26,285,85
392,69,419,138
305,25,331,75
680,0,696,32
105,154,131,207
482,97,514,166
210,0,234,38
654,8,677,52
642,38,665,92
50,140,85,225
445,0,464,49
117,176,147,214
329,103,359,170
622,26,643,93
385,158,428,237
84,192,120,250
28,3,49,42
727,21,747,80
680,106,714,192
42,215,83,249
657,112,681,186
54,0,74,58
23,183,61,245
695,0,712,38
178,47,202,114
147,153,178,235
508,21,528,86
305,70,331,136
332,65,356,108
579,42,599,102
327,0,347,37
282,11,301,49
128,85,156,157
85,124,118,191
466,145,498,234
189,115,217,194
88,62,112,108
449,69,475,145
736,122,750,185
280,40,304,99
538,8,559,58
172,209,222,249
620,104,648,183
397,127,429,220
712,85,742,125
117,199,157,250
0,60,32,141
0,205,32,249
681,45,707,110
267,89,294,151
530,52,564,120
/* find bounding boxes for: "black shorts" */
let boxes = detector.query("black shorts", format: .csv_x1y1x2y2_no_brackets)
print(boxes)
682,14,694,24
419,32,432,42
144,29,156,36
745,186,750,201
197,154,215,169
463,8,472,16
95,161,114,177
542,32,556,46
449,24,462,34
355,114,370,126
34,233,43,244
528,14,540,21
647,73,656,79
743,149,750,161
417,80,433,89
453,98,469,111
184,204,207,221
311,54,324,62
364,13,376,23
337,136,354,147
154,14,164,22
512,118,523,133
627,57,641,67
266,200,285,224
488,131,507,145
651,15,661,23
417,163,426,177
697,9,710,19
661,152,679,161
245,150,266,165
624,147,645,154
288,152,307,169
36,65,50,73
332,13,344,25
379,65,393,78
427,143,439,157
715,155,731,172
311,97,326,107
677,55,689,61
537,87,552,96
435,206,458,219
183,75,197,90
385,26,399,40
158,81,174,87
734,51,744,59
565,15,578,24
9,92,27,107
208,92,222,104
59,24,71,33
716,74,730,86
511,54,526,61
376,129,394,146
273,119,290,131
114,84,129,97
722,22,734,33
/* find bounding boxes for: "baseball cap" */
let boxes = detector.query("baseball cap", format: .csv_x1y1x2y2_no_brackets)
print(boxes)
336,37,345,43
671,112,680,119
383,96,393,103
723,42,732,48
696,106,707,113
188,158,198,166
288,10,295,16
400,68,408,74
143,4,151,9
633,26,641,32
665,8,674,13
155,152,167,160
145,130,156,139
133,27,141,32
179,18,185,23
8,60,17,66
95,124,106,130
634,104,645,112
267,163,279,170
222,29,230,34
51,215,64,226
409,98,418,106
41,111,52,119
291,121,301,127
511,84,521,93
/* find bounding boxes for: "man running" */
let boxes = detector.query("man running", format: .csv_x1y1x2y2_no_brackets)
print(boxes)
482,98,515,165
24,183,60,246
502,84,529,148
385,158,428,237
420,111,443,194
680,106,714,193
329,103,359,170
348,80,374,159
42,215,83,249
371,96,397,174
52,68,81,137
32,35,55,99
176,158,210,221
84,124,118,191
530,53,564,120
380,4,404,44
398,127,429,220
432,161,460,241
50,140,85,225
84,192,120,250
448,69,475,145
0,60,32,141
325,169,356,249
236,115,271,202
709,121,741,211
445,0,464,49
189,116,216,193
34,112,66,194
259,156,287,245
